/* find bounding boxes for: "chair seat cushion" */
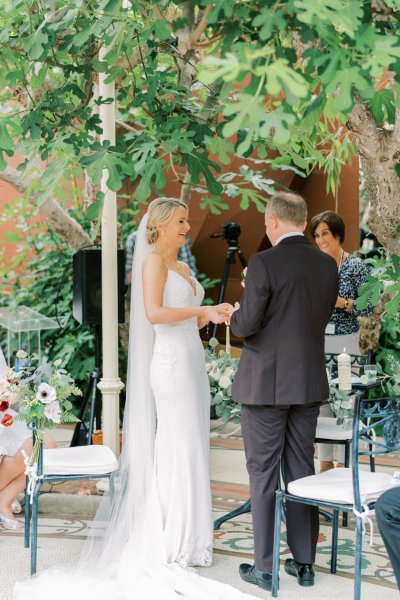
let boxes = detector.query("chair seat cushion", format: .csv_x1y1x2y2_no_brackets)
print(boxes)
315,416,353,441
43,445,119,476
288,468,394,504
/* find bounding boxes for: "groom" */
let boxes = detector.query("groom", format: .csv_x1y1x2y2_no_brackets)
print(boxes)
229,192,338,591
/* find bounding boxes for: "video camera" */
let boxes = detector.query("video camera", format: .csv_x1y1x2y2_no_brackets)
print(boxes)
210,222,241,245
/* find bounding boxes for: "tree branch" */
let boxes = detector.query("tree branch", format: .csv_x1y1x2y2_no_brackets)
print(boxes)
190,6,212,44
0,165,91,250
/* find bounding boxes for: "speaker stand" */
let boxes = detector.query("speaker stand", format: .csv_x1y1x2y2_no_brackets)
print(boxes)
70,325,102,447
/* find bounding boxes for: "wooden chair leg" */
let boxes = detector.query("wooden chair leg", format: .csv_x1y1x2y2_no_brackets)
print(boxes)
272,492,283,597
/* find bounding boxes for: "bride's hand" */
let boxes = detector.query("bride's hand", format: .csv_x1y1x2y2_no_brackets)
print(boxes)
205,304,232,324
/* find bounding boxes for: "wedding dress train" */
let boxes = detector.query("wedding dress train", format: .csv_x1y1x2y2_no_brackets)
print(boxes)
13,219,258,600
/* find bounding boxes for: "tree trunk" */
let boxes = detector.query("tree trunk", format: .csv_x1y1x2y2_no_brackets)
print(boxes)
348,100,400,255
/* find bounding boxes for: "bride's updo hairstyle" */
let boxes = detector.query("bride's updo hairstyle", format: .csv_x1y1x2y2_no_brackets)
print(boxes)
146,197,188,244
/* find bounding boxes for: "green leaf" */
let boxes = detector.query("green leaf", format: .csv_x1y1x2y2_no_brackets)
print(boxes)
301,93,327,130
238,188,268,213
25,28,49,60
368,88,396,126
258,59,309,105
181,151,222,195
103,156,122,192
200,53,243,85
325,67,373,112
259,108,296,145
206,136,233,165
0,122,14,150
135,157,166,202
199,195,229,215
86,200,104,220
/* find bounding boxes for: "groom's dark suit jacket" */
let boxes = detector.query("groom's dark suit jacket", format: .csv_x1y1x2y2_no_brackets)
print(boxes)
231,236,339,406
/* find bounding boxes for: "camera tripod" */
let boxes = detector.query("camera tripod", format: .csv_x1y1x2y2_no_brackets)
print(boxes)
70,324,102,447
211,232,247,340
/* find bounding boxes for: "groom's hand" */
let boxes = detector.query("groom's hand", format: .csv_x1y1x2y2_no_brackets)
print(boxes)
207,303,232,324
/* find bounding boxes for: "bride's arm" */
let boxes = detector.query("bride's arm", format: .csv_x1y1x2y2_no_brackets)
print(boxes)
142,253,230,325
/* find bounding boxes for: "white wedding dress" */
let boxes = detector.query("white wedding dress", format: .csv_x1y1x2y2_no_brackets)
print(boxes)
13,218,258,600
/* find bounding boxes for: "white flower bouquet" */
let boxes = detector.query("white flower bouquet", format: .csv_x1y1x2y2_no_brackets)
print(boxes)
205,338,240,423
1,350,81,461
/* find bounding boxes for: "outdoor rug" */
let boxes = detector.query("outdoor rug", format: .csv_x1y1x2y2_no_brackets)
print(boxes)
212,493,397,590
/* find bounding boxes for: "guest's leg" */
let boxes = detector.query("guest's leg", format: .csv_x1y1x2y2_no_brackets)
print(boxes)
375,488,400,589
283,402,321,565
241,404,287,573
0,434,56,519
317,404,334,468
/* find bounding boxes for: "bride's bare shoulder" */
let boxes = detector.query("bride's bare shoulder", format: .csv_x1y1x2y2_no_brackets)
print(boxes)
143,252,167,275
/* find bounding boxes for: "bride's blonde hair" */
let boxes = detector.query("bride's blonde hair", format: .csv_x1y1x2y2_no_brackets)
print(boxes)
146,197,188,244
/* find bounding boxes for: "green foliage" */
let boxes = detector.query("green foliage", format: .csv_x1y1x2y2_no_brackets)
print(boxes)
0,0,398,208
357,251,400,317
205,341,241,423
0,200,95,385
357,250,400,380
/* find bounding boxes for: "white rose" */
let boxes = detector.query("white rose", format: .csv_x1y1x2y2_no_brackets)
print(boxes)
206,360,217,373
210,368,222,381
36,383,57,404
223,367,235,378
44,400,61,424
219,375,231,389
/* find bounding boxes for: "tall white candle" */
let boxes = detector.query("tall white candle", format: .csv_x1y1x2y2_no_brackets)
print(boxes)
225,322,231,357
337,348,352,391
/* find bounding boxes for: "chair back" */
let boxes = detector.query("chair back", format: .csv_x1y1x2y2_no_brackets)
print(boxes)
351,392,400,510
325,351,373,378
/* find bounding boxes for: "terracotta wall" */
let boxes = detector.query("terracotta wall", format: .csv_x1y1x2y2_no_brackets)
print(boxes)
189,156,359,308
1,155,359,308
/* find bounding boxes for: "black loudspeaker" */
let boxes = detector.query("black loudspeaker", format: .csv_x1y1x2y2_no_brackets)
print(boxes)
73,247,125,325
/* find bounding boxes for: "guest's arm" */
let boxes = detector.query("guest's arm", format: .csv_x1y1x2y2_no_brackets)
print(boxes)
230,254,271,338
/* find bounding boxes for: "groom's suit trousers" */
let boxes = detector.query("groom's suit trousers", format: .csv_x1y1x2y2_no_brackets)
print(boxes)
241,402,321,573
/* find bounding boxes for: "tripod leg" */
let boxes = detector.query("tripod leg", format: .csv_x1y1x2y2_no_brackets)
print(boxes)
70,381,91,447
88,369,100,445
236,248,247,269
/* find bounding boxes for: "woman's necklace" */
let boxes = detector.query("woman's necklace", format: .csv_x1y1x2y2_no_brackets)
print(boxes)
165,257,181,271
337,249,345,271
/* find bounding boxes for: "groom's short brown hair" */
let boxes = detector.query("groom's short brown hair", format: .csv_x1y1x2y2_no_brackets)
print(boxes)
265,192,307,226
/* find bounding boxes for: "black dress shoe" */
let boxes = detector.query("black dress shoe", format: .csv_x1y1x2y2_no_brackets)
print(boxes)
239,563,273,591
285,558,315,587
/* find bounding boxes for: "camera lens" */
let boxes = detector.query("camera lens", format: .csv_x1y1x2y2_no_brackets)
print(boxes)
222,222,241,241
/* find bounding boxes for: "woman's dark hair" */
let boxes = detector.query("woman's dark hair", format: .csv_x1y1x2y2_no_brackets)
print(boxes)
309,211,345,244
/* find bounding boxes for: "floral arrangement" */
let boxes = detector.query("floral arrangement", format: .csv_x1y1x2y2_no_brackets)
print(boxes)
327,385,354,429
205,338,240,423
327,358,398,429
0,350,81,461
0,368,19,428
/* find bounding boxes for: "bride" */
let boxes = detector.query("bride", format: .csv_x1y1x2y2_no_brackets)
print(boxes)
13,198,258,599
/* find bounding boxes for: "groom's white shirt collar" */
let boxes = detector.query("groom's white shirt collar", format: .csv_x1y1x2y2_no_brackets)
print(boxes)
274,232,305,246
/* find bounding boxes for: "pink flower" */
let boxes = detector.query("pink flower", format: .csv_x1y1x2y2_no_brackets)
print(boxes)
44,401,61,424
